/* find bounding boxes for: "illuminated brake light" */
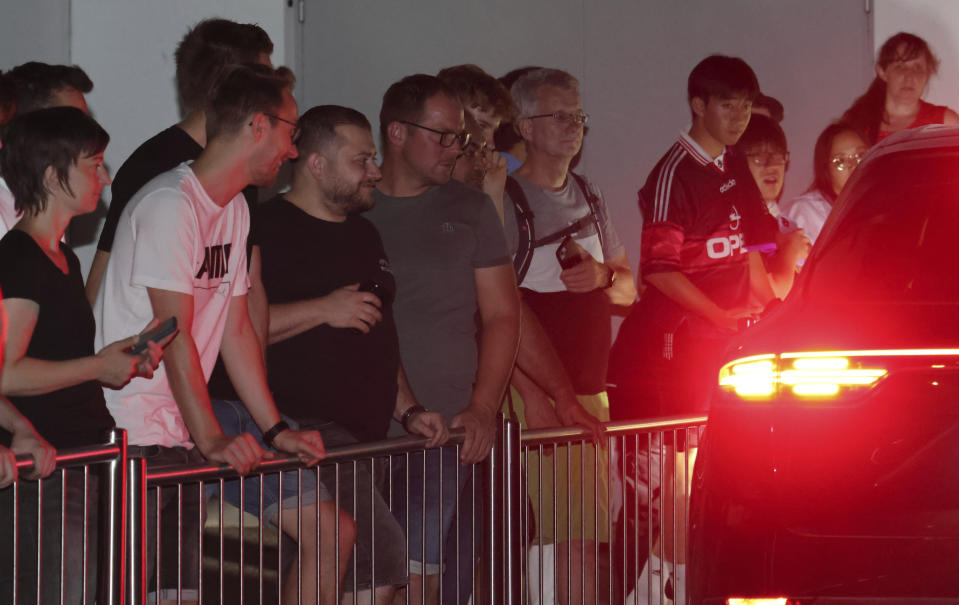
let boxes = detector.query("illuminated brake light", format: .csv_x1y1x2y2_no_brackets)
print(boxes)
727,599,789,605
720,352,896,400
719,354,775,397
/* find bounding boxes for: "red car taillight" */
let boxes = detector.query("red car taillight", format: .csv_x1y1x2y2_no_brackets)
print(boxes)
719,349,959,401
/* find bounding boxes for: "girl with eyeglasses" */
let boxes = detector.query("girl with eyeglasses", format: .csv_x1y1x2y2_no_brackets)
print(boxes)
780,122,868,245
841,32,959,144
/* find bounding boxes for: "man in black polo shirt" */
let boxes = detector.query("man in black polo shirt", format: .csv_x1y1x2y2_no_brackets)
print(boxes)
253,104,448,603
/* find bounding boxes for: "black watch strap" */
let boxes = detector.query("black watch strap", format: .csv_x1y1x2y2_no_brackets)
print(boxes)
400,405,427,432
262,420,290,449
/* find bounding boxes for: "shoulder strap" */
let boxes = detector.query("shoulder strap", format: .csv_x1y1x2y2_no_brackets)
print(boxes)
506,176,535,283
570,172,607,255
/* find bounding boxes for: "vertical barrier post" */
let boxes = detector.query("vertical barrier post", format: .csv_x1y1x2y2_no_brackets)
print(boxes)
99,429,128,605
126,452,147,605
484,414,522,604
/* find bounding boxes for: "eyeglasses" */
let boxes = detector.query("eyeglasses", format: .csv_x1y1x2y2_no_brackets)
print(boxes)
746,151,789,167
264,113,301,142
831,152,864,172
399,121,471,149
526,111,590,126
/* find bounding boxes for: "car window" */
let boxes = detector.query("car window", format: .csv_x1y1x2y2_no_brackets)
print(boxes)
805,152,959,304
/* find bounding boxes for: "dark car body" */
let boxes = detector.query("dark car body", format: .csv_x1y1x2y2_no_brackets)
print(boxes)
689,125,959,605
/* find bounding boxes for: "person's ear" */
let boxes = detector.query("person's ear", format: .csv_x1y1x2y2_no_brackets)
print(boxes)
42,165,60,196
875,63,888,83
386,121,406,147
306,151,326,180
249,112,271,142
517,116,534,141
690,96,707,119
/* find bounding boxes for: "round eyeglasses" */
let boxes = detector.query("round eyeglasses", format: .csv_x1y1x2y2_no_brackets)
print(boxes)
746,151,790,167
831,153,864,172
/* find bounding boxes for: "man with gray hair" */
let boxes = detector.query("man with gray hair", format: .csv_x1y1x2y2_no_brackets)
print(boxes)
503,67,636,605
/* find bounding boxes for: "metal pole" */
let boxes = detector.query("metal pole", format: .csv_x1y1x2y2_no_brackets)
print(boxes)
485,414,521,604
99,428,128,605
126,447,147,605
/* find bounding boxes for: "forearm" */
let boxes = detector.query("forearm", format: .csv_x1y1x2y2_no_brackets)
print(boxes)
220,307,282,432
761,250,796,301
393,362,420,420
514,301,579,410
1,356,102,397
469,306,520,416
162,334,224,451
605,254,637,307
0,396,37,436
267,298,328,344
247,277,270,357
645,271,728,325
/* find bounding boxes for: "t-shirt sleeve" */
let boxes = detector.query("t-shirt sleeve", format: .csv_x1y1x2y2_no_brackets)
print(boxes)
0,236,38,302
639,173,691,276
472,194,511,269
129,188,198,295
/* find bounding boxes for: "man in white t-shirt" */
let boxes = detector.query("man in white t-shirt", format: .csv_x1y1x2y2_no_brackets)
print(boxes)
93,64,347,605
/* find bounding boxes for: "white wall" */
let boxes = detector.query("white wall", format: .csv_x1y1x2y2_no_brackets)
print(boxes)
68,0,288,272
0,0,70,66
874,0,959,109
294,0,874,287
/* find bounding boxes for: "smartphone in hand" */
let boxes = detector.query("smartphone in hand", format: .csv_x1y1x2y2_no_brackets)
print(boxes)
555,235,583,270
130,317,177,354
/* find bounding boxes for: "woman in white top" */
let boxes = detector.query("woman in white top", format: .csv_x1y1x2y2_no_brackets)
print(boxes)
780,122,869,245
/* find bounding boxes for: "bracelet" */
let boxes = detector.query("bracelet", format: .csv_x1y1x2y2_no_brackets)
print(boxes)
400,405,427,432
262,420,290,449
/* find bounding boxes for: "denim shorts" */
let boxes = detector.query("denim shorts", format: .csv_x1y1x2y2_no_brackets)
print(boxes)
301,421,408,590
391,445,472,574
208,400,328,524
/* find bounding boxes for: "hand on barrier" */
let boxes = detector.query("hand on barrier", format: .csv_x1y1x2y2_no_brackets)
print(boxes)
451,405,496,465
11,424,56,480
406,411,449,448
320,284,383,333
204,432,265,475
272,429,326,466
0,446,16,488
556,402,605,445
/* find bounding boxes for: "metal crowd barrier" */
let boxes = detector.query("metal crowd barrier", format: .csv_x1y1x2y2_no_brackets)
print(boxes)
0,414,703,604
0,428,128,605
520,415,707,605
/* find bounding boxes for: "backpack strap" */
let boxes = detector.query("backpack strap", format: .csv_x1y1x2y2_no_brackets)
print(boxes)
570,172,607,255
506,176,536,284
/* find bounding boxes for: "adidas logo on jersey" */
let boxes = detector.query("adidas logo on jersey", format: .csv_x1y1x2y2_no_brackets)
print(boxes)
719,178,737,194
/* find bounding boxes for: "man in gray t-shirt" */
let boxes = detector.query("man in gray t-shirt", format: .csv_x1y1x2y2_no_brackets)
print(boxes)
364,73,519,604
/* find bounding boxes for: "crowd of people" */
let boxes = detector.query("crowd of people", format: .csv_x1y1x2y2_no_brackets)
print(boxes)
0,18,954,605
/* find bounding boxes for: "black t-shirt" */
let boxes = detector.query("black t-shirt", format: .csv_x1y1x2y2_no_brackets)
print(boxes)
96,125,257,400
0,230,115,448
253,197,399,442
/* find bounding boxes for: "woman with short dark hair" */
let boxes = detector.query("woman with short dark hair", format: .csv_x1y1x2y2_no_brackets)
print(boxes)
0,106,164,604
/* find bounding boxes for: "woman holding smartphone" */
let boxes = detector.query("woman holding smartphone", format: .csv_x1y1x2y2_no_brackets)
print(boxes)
0,106,164,604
